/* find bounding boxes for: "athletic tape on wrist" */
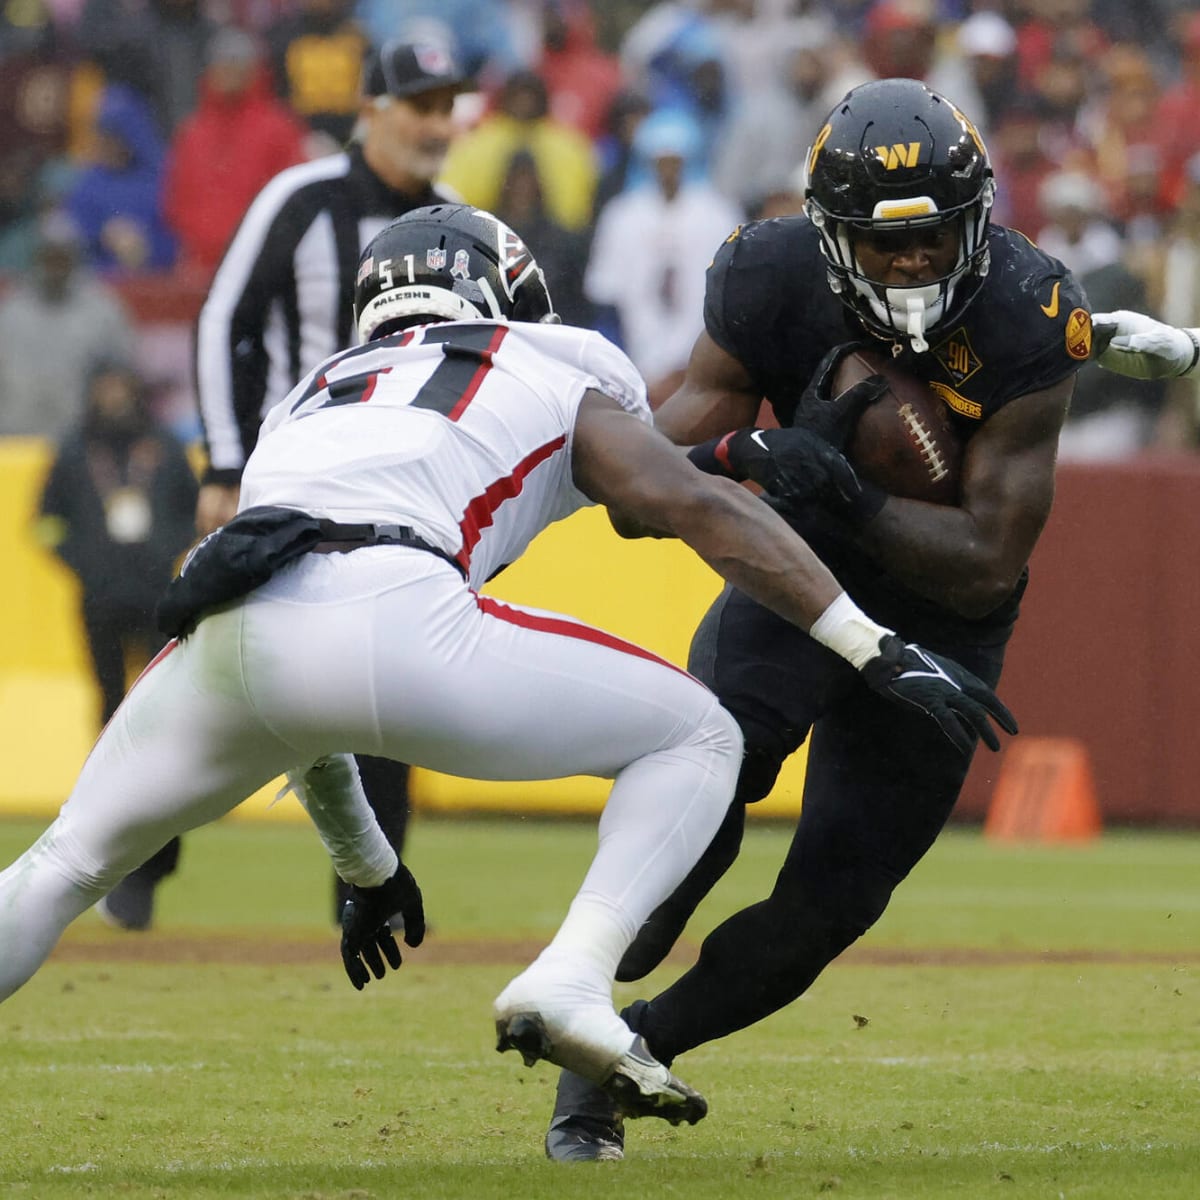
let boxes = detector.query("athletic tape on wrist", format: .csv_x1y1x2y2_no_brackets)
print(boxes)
808,592,894,671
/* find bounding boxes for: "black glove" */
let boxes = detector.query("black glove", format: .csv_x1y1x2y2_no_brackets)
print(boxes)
860,633,1018,755
793,342,891,450
339,863,426,990
689,424,878,519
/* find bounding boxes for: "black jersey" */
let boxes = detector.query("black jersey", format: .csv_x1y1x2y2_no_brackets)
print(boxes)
705,217,1090,431
702,217,1092,642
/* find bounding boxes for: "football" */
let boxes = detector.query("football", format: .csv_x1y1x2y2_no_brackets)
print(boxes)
837,348,963,506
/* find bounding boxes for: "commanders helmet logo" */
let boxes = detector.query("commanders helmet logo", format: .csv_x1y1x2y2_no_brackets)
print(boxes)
873,142,922,170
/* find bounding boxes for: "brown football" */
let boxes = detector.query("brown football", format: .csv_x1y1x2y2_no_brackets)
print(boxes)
837,348,963,506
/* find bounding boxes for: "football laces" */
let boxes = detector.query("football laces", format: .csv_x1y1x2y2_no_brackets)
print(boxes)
897,403,950,482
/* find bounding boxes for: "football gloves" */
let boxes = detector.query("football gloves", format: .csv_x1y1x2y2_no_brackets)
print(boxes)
340,862,426,990
687,342,892,524
860,633,1018,755
792,342,890,451
722,426,866,511
1091,310,1200,380
688,424,886,524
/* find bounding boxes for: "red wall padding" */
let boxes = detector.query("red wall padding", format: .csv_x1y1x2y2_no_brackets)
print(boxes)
957,455,1200,826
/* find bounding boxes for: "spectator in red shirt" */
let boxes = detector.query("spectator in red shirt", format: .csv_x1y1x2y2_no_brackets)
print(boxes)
1013,0,1108,93
1082,45,1164,223
537,0,623,142
163,27,308,276
1154,13,1200,208
990,97,1059,240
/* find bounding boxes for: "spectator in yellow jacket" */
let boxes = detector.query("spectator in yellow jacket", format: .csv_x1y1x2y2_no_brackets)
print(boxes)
440,70,597,232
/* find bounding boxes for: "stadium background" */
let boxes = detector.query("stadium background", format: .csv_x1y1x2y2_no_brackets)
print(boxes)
4,416,1200,827
4,0,1200,830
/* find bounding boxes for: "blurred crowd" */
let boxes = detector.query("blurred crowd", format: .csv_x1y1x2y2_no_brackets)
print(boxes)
5,0,1200,455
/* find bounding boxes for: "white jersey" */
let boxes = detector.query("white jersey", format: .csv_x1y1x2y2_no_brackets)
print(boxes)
240,319,651,588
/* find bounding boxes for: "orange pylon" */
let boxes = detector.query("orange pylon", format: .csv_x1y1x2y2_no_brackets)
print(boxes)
984,737,1102,842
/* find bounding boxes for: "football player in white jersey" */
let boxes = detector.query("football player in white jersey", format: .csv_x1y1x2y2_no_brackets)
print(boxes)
0,205,1015,1130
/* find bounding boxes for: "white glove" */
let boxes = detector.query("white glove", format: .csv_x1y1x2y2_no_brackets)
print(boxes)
1092,310,1200,380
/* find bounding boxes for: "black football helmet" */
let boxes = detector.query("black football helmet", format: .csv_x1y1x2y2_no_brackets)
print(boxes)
354,203,557,341
803,78,995,352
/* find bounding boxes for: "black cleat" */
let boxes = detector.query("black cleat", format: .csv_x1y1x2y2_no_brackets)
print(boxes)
95,840,181,932
545,1069,625,1162
603,1035,708,1126
96,872,156,932
495,1013,554,1068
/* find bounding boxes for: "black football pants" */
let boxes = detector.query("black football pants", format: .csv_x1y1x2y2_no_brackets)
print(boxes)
621,583,1007,1065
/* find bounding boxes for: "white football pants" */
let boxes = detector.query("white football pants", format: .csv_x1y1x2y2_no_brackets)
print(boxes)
0,547,741,1001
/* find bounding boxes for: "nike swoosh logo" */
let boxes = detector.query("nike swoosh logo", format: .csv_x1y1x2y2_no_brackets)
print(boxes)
749,430,771,452
1040,281,1061,318
896,668,956,686
897,646,959,688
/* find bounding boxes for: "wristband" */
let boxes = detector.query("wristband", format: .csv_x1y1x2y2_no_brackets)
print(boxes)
808,591,894,670
1180,329,1200,378
202,465,244,487
687,430,747,480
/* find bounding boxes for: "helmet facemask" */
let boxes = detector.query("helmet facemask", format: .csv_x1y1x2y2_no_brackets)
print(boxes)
808,179,994,352
802,79,996,353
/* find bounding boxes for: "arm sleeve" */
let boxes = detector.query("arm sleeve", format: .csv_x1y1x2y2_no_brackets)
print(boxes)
194,177,306,484
287,755,399,887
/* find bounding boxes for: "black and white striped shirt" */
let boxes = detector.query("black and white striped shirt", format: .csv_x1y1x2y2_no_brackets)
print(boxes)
195,144,453,484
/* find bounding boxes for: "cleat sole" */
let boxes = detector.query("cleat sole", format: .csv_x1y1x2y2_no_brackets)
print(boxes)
601,1039,709,1125
495,1013,553,1068
604,1071,708,1125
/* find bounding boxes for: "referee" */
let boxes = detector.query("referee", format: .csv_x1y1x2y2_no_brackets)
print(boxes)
99,40,468,931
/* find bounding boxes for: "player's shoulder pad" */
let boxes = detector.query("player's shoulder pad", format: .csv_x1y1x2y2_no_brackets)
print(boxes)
706,217,820,350
709,216,816,283
988,226,1093,364
509,322,652,425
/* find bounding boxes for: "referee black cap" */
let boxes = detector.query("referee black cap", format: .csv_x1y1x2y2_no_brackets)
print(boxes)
362,40,468,99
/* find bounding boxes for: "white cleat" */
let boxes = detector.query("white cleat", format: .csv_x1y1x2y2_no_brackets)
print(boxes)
603,1035,707,1125
493,969,632,1081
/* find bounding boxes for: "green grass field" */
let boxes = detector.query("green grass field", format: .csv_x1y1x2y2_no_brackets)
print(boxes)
0,816,1196,1199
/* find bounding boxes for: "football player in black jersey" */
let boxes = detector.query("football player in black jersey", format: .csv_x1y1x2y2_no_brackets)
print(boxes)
545,78,1093,1162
